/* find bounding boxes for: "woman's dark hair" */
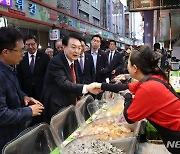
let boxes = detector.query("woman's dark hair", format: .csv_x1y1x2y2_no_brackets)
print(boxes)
0,27,23,53
130,45,168,81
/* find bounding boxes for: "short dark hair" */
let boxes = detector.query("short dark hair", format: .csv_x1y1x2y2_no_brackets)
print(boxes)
24,34,38,44
154,43,160,50
80,38,86,45
0,27,23,54
91,34,102,42
109,40,116,46
62,33,81,46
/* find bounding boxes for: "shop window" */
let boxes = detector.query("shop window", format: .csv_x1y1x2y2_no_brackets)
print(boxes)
91,0,100,10
93,17,100,26
79,10,89,21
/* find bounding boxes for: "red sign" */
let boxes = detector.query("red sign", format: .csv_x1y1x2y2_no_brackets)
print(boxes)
8,8,25,16
48,12,58,21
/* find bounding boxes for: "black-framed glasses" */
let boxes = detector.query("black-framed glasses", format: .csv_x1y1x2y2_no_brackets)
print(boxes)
8,48,25,53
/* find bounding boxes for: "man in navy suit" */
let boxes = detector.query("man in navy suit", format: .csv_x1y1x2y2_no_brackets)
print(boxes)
87,35,108,99
42,34,100,123
87,35,109,83
76,38,95,84
0,27,44,152
106,40,124,79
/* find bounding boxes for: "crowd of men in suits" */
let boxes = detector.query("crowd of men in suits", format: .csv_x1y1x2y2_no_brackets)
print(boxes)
0,27,126,152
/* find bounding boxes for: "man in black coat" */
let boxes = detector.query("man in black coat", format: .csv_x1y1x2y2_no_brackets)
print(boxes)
41,34,99,123
76,38,95,84
16,35,49,125
87,35,108,83
16,35,50,101
106,40,124,79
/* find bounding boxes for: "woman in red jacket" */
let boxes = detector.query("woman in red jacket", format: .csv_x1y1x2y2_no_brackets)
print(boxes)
97,45,180,154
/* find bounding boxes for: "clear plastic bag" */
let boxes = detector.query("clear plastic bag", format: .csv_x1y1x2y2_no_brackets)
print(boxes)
50,105,85,148
76,95,94,121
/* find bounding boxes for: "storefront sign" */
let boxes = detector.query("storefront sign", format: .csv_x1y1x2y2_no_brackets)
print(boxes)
15,0,24,10
8,8,26,16
2,0,133,44
29,2,36,15
48,11,58,21
49,29,60,40
0,0,12,7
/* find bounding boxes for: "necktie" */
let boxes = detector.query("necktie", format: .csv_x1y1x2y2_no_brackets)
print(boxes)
70,63,76,83
109,51,113,64
91,52,97,73
79,56,84,73
30,55,35,74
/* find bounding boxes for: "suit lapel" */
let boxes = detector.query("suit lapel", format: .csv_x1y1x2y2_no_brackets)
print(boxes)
77,59,83,74
33,51,41,73
74,61,80,83
24,53,31,74
111,51,117,63
97,49,101,70
61,52,73,82
84,54,89,74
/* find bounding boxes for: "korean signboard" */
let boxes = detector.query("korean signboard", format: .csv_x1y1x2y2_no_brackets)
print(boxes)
0,0,12,7
49,29,60,40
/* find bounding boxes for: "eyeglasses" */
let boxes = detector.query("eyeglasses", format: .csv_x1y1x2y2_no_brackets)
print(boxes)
92,39,100,43
25,43,36,46
8,48,25,53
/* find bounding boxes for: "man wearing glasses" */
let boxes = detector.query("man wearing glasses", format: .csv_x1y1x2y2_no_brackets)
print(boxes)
0,27,44,152
16,34,49,125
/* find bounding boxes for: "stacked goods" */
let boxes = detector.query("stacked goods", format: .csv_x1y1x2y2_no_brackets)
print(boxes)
64,140,126,154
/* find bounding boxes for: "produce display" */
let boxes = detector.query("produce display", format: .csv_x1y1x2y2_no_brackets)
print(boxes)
64,140,126,154
145,121,162,140
77,117,133,141
90,102,124,120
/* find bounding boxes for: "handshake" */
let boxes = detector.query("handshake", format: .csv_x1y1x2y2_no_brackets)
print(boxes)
86,82,103,95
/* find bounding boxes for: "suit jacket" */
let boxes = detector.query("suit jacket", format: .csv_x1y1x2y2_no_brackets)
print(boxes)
41,52,83,122
0,61,32,151
16,51,50,101
87,49,108,83
106,50,124,79
76,53,95,84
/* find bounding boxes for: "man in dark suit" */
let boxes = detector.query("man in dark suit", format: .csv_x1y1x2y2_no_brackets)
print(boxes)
87,35,108,83
0,27,44,151
87,35,108,99
76,38,95,84
16,35,50,101
41,34,99,123
106,40,124,79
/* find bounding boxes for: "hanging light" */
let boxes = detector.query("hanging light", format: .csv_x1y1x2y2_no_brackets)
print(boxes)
38,44,42,49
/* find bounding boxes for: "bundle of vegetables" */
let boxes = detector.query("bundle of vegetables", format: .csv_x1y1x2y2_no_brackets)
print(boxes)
145,121,162,141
